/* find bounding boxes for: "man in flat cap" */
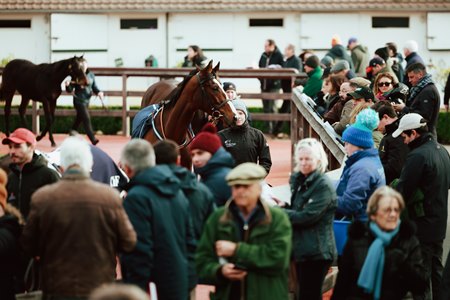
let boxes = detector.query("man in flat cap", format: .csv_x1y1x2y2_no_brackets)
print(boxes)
196,162,292,300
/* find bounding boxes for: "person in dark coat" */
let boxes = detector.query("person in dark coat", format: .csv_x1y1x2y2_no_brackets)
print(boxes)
65,58,104,145
325,35,355,72
119,139,195,300
372,101,409,184
258,39,284,134
0,169,25,300
190,123,234,207
403,40,425,86
218,99,272,174
332,186,427,300
3,128,59,219
285,138,337,300
275,44,302,136
393,63,440,138
392,113,450,300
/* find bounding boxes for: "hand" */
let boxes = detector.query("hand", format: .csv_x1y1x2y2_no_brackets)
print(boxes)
221,263,247,281
65,80,71,87
98,91,104,101
392,102,405,112
215,240,237,257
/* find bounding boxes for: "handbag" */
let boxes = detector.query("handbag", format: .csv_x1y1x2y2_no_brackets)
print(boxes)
15,259,43,300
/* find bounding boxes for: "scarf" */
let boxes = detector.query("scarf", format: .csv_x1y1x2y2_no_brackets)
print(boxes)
357,221,401,300
408,73,433,102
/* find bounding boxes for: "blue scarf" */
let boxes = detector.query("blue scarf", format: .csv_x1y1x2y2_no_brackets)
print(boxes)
357,221,401,300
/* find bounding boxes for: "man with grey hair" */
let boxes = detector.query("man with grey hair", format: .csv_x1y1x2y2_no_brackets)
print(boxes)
21,137,137,300
403,40,425,86
119,139,195,300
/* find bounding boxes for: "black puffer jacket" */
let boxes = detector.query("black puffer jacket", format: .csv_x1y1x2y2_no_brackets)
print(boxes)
258,46,284,91
332,221,427,300
7,154,60,219
218,122,272,174
0,205,23,300
378,121,409,185
396,133,450,243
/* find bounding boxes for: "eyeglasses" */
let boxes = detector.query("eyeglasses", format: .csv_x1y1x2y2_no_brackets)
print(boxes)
378,81,392,87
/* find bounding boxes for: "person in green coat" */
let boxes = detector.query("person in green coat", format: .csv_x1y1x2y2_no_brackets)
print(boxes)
302,55,324,98
196,163,292,300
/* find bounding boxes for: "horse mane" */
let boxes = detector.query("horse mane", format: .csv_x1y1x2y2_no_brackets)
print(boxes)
163,69,198,108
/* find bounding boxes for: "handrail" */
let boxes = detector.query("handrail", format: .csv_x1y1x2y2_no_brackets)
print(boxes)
290,88,345,170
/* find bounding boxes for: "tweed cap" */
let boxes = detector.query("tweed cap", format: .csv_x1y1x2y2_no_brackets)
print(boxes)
226,162,267,186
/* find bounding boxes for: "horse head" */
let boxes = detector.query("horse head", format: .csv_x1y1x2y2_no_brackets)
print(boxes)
196,60,238,126
68,56,89,86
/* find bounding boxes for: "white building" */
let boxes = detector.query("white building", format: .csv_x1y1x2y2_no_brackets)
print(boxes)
1,0,449,95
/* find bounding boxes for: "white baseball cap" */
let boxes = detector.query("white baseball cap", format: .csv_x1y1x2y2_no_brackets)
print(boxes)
392,113,427,138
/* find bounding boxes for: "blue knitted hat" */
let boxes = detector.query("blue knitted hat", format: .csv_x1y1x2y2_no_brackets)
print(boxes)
342,108,379,148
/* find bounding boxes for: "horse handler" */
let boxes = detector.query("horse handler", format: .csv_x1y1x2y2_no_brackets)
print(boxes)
65,58,104,145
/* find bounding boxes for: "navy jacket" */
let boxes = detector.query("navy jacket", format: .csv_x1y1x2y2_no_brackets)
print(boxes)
194,147,234,207
336,148,386,221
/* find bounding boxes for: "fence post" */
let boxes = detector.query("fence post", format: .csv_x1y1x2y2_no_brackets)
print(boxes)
122,74,130,137
31,102,40,134
290,99,299,171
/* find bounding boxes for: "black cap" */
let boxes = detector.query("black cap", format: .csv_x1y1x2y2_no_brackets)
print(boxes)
348,86,375,102
223,82,236,91
369,57,385,67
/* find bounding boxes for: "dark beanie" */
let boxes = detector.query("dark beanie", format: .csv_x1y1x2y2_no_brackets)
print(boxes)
375,47,389,62
188,123,222,154
305,55,320,69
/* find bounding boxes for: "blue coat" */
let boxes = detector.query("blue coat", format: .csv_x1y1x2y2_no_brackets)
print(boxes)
336,148,386,221
194,147,234,207
120,165,195,299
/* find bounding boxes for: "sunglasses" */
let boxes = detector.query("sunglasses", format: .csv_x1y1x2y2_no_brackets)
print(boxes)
378,81,392,87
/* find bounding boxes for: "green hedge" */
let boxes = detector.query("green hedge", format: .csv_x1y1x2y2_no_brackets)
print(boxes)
0,106,290,135
437,111,450,144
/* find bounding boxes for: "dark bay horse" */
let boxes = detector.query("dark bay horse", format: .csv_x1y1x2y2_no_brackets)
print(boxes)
0,56,88,147
139,60,237,167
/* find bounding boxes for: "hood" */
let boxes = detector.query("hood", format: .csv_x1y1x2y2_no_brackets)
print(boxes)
128,164,181,197
329,44,348,58
354,44,368,54
384,119,400,135
194,147,235,176
168,164,198,191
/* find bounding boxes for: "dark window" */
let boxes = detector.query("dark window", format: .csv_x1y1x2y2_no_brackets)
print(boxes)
372,17,409,28
0,20,31,28
249,18,283,27
120,19,158,29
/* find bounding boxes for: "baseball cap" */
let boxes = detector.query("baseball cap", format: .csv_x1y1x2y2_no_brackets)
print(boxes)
348,86,375,102
392,113,427,138
223,82,236,92
2,128,37,146
370,57,385,67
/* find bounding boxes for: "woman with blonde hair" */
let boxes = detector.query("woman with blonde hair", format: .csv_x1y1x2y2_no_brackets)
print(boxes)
285,138,337,300
332,186,427,299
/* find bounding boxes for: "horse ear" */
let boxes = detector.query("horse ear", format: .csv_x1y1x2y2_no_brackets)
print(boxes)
213,62,220,73
204,60,213,73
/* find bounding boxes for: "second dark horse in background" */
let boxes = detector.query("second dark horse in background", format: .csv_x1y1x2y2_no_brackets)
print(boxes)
0,56,88,147
140,60,237,167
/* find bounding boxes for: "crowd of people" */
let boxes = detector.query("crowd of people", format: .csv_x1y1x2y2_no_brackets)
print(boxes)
1,35,450,300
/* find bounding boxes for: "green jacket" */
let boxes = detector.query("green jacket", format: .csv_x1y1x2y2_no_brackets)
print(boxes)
303,67,323,98
196,199,292,300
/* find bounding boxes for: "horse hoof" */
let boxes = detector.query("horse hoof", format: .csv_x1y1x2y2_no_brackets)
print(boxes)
51,143,56,147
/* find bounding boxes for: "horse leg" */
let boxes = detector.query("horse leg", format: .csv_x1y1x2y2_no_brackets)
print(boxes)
47,101,57,147
18,97,31,128
36,100,55,147
3,91,15,136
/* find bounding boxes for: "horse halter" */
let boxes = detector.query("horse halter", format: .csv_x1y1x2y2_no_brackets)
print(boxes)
196,73,231,122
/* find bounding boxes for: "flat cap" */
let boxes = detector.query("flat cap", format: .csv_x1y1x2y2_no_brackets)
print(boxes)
226,162,267,186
